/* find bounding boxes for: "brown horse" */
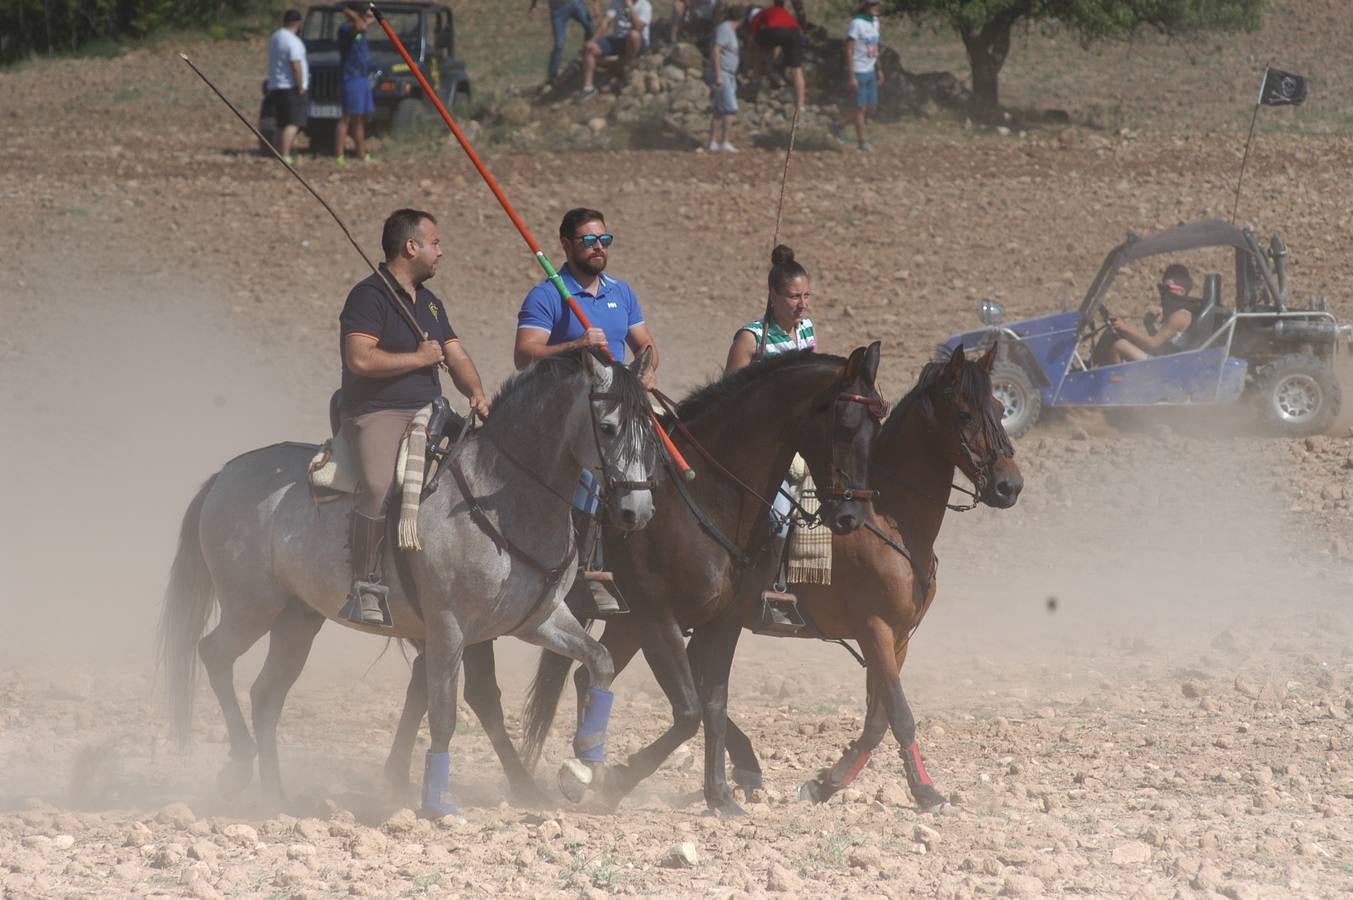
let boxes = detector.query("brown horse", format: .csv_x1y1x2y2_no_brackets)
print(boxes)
720,342,1023,809
382,346,886,814
517,343,1024,817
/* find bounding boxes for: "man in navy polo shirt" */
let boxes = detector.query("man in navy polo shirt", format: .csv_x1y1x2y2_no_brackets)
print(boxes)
514,207,660,615
339,208,490,626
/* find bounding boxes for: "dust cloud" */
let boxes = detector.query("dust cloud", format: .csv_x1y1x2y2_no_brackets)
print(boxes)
1,272,327,668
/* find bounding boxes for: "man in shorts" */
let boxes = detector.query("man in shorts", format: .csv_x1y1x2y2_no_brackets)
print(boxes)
265,8,309,164
705,4,742,152
335,3,376,164
747,0,806,109
579,0,653,101
832,0,882,152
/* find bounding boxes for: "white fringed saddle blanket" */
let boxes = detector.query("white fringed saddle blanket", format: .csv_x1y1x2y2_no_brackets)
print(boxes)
307,402,434,551
787,470,832,586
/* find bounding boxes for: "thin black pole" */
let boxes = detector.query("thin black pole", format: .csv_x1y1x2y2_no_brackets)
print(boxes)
178,52,435,352
1230,101,1261,225
1231,66,1268,225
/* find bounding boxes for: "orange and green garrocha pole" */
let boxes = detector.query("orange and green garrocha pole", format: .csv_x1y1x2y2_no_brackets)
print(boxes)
369,3,694,481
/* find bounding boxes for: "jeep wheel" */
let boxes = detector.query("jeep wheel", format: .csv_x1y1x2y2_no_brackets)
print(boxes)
990,361,1041,438
1254,354,1341,436
392,97,429,136
306,120,338,155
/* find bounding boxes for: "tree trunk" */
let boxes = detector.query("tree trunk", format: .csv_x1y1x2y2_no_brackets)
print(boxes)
959,16,1015,115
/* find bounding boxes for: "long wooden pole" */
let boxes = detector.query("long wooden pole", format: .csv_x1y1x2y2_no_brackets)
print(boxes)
370,3,694,480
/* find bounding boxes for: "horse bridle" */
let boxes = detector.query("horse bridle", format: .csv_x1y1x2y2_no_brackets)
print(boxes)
824,390,889,502
586,388,658,499
944,401,1015,512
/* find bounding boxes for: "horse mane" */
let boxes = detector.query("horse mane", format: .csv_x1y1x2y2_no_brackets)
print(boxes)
674,350,847,421
485,348,657,470
892,347,1011,456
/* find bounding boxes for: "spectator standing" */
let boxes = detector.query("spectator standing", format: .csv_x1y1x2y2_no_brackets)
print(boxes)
266,8,309,164
704,4,742,152
335,3,376,165
832,0,882,152
747,0,805,109
530,0,595,87
671,0,718,45
579,0,653,101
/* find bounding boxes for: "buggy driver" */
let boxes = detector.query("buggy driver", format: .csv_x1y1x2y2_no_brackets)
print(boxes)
1095,262,1196,365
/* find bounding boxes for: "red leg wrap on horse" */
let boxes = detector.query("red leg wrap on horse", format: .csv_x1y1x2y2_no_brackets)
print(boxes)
828,748,872,788
906,741,933,786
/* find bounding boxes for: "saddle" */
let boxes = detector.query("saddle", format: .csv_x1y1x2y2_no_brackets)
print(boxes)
754,464,832,637
308,393,463,547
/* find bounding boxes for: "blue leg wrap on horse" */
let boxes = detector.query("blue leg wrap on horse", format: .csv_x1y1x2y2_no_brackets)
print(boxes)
421,752,459,817
572,688,614,762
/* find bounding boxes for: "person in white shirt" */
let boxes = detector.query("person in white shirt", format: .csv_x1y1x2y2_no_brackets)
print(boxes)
579,0,652,101
265,8,310,163
831,0,883,152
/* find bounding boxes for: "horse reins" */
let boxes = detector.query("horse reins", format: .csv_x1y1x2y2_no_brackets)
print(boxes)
442,374,656,634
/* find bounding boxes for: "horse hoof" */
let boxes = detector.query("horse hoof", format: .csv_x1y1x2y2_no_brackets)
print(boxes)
731,767,764,791
558,759,594,804
216,760,254,797
914,785,949,812
710,799,747,818
798,779,826,804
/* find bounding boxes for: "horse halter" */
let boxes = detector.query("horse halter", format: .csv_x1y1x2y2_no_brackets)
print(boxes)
824,387,889,502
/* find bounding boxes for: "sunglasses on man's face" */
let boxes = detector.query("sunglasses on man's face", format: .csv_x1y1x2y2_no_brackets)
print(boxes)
573,233,614,249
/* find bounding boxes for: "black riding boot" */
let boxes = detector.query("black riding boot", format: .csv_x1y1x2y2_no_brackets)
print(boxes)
340,512,390,627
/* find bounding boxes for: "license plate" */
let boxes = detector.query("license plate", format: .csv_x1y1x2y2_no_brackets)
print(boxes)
308,102,341,119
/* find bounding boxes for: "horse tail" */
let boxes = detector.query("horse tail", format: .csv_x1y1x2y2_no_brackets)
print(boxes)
521,649,575,772
157,475,218,750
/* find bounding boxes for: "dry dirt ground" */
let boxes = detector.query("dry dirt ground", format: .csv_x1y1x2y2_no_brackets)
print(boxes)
3,7,1353,898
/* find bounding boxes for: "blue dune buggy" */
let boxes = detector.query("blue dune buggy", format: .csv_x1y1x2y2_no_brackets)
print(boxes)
945,219,1349,437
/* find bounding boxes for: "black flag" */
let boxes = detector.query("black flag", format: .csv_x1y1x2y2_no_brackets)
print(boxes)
1259,67,1308,106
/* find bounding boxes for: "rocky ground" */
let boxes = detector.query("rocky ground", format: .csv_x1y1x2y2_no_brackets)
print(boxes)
2,3,1353,897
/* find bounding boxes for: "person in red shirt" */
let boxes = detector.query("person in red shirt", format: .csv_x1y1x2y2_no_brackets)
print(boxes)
747,0,807,108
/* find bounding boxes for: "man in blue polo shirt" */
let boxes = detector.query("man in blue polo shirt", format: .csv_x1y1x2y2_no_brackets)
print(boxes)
515,207,658,375
514,207,660,615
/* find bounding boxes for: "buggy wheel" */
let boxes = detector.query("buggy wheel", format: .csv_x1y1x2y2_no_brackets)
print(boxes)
1254,354,1340,436
990,361,1041,438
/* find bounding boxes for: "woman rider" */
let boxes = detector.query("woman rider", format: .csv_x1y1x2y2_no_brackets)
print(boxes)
724,244,816,629
725,243,815,373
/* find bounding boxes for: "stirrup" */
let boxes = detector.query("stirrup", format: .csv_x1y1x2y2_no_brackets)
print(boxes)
754,590,804,637
339,582,392,628
582,571,630,617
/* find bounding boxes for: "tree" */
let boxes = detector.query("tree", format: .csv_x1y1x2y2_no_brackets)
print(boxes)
884,0,1264,113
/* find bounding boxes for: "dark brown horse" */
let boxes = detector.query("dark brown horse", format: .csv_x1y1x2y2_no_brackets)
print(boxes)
521,344,1021,815
383,345,886,814
720,343,1023,809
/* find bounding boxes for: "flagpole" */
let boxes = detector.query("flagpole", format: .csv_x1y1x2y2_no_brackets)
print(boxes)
1230,66,1267,225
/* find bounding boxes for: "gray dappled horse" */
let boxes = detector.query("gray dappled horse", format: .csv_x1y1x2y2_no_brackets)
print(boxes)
159,349,658,816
